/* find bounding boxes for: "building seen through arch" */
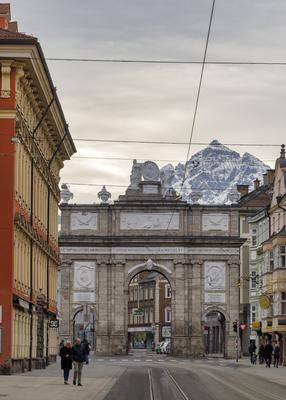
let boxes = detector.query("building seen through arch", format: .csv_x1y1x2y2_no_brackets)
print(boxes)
128,271,171,350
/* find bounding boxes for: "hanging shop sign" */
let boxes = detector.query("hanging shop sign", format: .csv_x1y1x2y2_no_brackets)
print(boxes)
259,295,270,310
49,319,59,328
132,308,144,317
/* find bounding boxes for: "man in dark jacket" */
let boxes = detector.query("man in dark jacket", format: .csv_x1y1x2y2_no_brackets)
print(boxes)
59,341,73,384
273,343,280,368
72,338,87,386
264,341,273,368
82,339,90,364
248,342,257,364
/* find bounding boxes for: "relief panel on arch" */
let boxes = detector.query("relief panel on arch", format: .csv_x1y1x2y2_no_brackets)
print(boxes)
204,261,226,291
120,212,180,230
70,212,98,231
73,261,96,290
202,213,229,231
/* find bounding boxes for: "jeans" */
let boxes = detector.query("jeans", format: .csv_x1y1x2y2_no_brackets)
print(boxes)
73,362,84,384
265,355,272,367
63,369,70,381
274,356,280,368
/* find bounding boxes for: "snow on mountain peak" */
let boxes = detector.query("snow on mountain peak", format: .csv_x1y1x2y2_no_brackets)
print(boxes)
160,140,269,204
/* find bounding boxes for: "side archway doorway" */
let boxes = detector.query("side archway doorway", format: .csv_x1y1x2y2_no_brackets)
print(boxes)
72,306,97,350
204,311,225,356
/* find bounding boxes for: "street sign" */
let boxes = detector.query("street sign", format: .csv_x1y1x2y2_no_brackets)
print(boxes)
132,308,144,317
162,326,171,338
49,319,59,328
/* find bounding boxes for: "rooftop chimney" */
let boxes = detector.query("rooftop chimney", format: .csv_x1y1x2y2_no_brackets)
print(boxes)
0,3,10,29
236,184,249,198
281,144,285,159
263,169,275,186
254,178,260,190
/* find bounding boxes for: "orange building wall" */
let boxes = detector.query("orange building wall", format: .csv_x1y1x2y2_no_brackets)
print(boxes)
0,70,16,366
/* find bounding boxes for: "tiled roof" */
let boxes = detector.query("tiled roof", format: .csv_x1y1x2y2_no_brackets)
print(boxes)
0,27,37,41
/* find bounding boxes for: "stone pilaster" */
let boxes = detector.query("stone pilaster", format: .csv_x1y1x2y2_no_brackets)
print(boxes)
190,259,204,356
225,257,240,358
96,261,110,355
172,260,188,356
110,261,126,354
59,260,72,341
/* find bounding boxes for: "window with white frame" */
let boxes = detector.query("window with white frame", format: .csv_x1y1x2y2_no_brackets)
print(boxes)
149,308,154,323
149,287,154,299
251,228,257,246
144,287,149,300
270,251,274,271
165,284,171,298
279,246,286,268
281,292,286,314
250,271,257,290
144,308,148,323
165,307,171,323
134,287,138,301
251,305,256,323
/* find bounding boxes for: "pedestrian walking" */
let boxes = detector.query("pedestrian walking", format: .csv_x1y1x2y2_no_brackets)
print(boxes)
59,339,64,354
82,339,90,364
248,341,257,365
258,344,265,364
264,341,273,368
273,343,280,368
59,340,73,384
72,338,87,386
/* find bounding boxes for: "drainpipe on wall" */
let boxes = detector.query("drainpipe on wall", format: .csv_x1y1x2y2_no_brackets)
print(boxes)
28,155,34,372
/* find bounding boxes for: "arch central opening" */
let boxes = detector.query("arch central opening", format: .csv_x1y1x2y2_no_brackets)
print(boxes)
127,269,172,356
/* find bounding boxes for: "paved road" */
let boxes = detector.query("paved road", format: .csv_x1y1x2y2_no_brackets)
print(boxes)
1,355,286,400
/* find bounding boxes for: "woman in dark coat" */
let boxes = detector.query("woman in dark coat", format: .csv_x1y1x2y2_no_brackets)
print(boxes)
60,341,73,384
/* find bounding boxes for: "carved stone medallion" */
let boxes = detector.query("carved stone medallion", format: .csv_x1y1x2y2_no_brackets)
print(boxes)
142,161,160,181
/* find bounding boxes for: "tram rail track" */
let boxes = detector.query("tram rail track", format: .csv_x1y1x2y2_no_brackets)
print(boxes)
148,368,191,400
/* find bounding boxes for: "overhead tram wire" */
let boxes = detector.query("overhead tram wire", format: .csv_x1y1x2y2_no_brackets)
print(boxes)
42,57,286,66
72,138,282,147
72,155,276,163
66,182,259,192
164,0,216,233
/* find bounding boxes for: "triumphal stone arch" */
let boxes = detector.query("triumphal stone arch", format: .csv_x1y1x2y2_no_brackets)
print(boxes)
59,161,244,358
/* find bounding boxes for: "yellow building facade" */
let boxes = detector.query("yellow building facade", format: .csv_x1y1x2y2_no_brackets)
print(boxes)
0,5,76,373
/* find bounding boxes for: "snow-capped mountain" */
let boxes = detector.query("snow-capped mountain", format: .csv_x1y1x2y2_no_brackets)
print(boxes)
160,140,269,204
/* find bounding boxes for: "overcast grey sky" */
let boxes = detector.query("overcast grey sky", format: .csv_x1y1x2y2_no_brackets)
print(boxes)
10,0,286,202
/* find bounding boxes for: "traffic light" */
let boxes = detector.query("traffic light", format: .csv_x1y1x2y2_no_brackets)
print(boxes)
233,320,238,332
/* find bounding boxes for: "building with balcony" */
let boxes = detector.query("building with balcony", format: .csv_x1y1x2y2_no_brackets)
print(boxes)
262,145,286,364
237,174,274,354
0,4,76,373
248,209,270,348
